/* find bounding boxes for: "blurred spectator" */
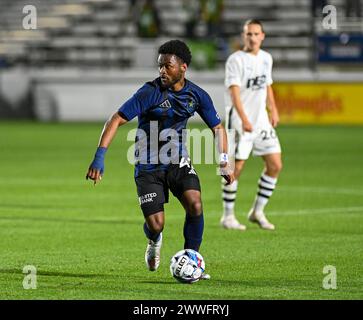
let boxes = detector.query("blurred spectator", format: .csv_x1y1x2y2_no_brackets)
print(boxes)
129,0,137,15
129,0,137,9
0,58,8,69
183,0,201,38
201,0,224,38
311,0,328,17
0,95,12,118
345,0,362,18
136,0,161,38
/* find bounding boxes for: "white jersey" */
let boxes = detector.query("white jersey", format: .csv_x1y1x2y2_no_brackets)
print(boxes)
224,49,273,128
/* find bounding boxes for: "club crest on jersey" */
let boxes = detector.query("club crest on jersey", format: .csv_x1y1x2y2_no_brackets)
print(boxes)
159,99,172,109
186,99,196,113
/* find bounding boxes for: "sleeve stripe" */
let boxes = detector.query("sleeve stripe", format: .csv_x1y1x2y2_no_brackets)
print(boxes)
118,111,130,121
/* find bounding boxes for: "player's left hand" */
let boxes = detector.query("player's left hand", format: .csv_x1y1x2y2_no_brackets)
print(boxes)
270,110,280,128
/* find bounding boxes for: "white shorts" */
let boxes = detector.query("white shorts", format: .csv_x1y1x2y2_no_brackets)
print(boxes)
227,119,281,160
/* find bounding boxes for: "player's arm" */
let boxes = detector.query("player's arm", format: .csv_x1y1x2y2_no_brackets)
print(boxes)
212,123,235,185
196,89,234,184
229,85,253,132
267,85,279,128
86,112,127,185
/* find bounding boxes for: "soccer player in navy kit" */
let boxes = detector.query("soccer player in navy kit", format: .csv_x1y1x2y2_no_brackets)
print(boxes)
86,40,234,278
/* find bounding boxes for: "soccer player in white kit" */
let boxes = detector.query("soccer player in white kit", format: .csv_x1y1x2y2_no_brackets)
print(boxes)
220,19,282,231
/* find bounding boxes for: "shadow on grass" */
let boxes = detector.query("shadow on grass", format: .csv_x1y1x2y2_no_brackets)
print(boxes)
0,268,115,278
0,215,139,225
137,280,178,285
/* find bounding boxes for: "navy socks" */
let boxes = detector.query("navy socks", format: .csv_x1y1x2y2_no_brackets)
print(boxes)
144,213,204,251
143,222,161,242
183,213,204,252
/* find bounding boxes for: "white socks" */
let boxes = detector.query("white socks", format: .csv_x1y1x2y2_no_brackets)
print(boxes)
222,180,238,218
253,173,277,213
222,173,278,218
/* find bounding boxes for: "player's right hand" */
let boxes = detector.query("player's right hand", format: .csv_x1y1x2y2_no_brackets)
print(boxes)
86,167,103,185
270,109,280,128
219,162,235,185
86,147,107,185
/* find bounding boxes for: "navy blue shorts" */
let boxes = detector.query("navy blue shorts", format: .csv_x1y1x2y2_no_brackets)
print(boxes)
135,159,201,217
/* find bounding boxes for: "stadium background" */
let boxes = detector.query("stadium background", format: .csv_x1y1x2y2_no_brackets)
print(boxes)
0,0,362,300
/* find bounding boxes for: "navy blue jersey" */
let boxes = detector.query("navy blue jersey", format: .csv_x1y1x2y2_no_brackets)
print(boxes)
118,77,221,177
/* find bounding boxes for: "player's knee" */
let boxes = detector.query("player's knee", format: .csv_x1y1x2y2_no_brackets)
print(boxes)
187,200,203,216
275,161,283,174
149,222,164,234
267,160,282,176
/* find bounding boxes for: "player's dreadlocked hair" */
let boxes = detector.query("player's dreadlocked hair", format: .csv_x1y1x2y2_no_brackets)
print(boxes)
158,40,192,66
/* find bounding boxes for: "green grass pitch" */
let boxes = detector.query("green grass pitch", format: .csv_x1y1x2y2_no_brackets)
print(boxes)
0,121,362,300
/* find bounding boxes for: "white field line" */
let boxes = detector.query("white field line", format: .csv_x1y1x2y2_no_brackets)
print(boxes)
4,178,363,195
0,207,362,223
278,186,363,196
262,206,363,216
208,206,363,217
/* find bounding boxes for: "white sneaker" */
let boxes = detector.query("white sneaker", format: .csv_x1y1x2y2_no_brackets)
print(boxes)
220,215,247,231
248,210,275,230
145,233,162,271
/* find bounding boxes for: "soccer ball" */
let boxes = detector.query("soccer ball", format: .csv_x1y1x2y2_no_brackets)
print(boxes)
170,249,205,284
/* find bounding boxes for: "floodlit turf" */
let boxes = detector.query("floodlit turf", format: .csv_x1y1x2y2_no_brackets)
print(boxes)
0,121,362,300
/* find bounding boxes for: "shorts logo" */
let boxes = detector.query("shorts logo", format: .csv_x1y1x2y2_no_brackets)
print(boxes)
139,192,157,205
188,168,196,175
180,157,196,175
